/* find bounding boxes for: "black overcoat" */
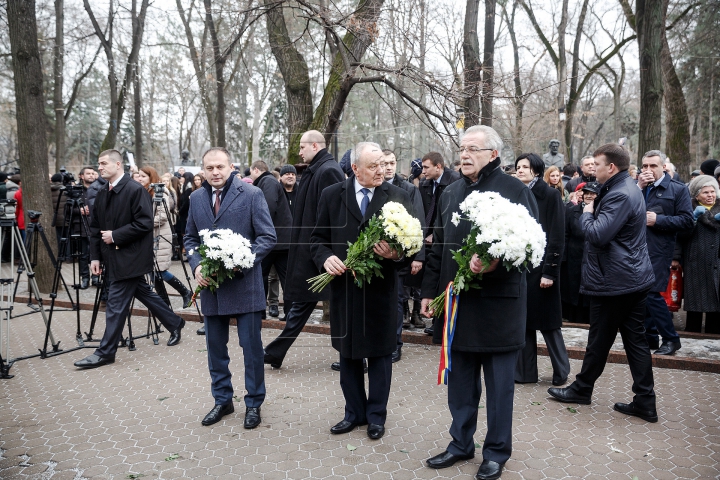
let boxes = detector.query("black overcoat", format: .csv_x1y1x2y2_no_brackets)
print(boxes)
421,159,539,352
526,178,565,330
560,203,585,307
390,174,426,285
418,167,461,233
254,171,293,250
89,173,154,282
311,178,416,359
284,149,345,302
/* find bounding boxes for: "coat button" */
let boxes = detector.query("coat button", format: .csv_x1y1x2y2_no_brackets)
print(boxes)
213,224,216,228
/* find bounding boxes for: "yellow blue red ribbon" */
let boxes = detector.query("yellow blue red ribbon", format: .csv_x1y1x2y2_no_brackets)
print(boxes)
438,282,459,385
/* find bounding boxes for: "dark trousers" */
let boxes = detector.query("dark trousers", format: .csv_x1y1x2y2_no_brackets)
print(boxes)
686,311,720,334
79,237,90,279
204,312,265,407
339,354,392,425
396,275,407,347
570,290,656,410
94,276,183,359
645,291,680,344
447,350,516,464
263,301,317,361
515,328,570,384
261,250,291,315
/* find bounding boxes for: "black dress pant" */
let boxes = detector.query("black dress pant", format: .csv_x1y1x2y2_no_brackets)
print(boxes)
515,328,570,384
569,290,656,410
263,301,317,362
94,275,183,359
339,354,392,425
261,249,291,315
447,350,516,464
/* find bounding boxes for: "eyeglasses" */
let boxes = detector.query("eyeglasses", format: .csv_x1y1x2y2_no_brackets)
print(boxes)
456,147,494,155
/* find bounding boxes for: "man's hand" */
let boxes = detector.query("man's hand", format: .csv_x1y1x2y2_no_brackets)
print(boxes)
671,260,680,269
195,265,210,287
424,234,433,244
637,171,654,189
373,240,399,260
324,255,347,276
420,298,434,318
540,277,554,288
411,261,423,275
646,211,657,226
583,200,594,214
101,230,113,244
469,255,499,275
91,260,101,276
81,206,89,215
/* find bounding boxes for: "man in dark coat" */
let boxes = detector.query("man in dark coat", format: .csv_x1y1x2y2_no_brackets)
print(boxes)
264,130,345,369
565,155,596,193
279,164,297,215
250,160,293,319
185,148,276,428
311,142,416,440
548,143,658,424
513,153,570,386
637,150,693,355
420,126,539,480
74,150,185,369
382,149,426,360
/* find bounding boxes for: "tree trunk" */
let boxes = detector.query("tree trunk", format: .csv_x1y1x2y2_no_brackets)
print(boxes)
7,0,57,292
463,0,482,128
563,0,589,162
660,10,691,172
480,0,495,126
504,0,523,153
636,0,664,157
264,0,313,164
53,0,64,173
203,0,226,147
557,0,568,153
132,0,143,166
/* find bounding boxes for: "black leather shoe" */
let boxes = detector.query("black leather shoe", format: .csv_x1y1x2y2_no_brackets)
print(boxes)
647,337,660,350
613,402,658,423
196,325,205,335
264,351,282,369
424,327,434,336
391,347,402,363
167,319,185,346
74,354,115,369
331,361,341,371
269,305,279,318
547,386,591,405
80,277,90,290
330,419,366,434
91,275,100,287
552,376,568,386
244,407,261,429
654,341,681,355
425,450,474,469
367,424,385,439
201,403,234,426
475,459,504,480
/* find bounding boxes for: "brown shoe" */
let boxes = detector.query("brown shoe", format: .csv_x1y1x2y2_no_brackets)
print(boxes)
411,312,425,329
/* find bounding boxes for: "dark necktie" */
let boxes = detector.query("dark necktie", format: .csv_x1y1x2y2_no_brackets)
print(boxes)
645,185,653,201
214,190,222,216
360,188,370,216
425,181,439,228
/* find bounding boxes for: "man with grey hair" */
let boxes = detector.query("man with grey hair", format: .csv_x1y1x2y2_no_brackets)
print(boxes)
421,125,538,479
311,140,418,440
264,130,345,369
637,149,693,355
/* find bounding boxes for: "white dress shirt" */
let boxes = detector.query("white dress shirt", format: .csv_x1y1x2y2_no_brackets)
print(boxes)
354,178,375,210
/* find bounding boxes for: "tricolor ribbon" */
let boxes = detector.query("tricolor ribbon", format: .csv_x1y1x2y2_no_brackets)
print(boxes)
437,281,460,385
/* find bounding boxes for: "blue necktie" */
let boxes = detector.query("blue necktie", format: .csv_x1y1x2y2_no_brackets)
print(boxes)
645,185,653,201
360,188,370,216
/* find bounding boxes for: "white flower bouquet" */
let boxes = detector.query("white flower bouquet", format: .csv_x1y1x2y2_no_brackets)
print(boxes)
428,191,546,315
188,229,256,305
308,201,423,292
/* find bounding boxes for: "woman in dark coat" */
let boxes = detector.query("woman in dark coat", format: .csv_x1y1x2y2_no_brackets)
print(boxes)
514,153,571,385
561,182,599,324
176,172,195,253
675,175,720,334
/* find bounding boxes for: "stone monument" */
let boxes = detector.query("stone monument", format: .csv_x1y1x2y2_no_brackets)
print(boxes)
180,149,194,166
542,139,565,168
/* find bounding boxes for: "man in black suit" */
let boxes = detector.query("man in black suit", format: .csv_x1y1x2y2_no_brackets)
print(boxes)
263,130,345,369
74,149,184,369
421,126,538,480
311,142,417,440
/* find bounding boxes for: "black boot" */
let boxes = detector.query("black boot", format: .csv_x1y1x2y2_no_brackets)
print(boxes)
410,300,425,329
166,275,193,307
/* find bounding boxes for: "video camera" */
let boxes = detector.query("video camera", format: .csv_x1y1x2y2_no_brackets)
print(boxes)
27,210,42,223
150,182,166,202
0,198,16,220
58,166,76,186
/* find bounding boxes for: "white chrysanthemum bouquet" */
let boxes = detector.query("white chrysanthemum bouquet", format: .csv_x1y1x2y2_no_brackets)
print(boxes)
308,201,423,292
428,191,546,315
188,229,256,305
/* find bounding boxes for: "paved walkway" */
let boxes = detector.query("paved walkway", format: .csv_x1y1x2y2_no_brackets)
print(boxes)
1,307,719,479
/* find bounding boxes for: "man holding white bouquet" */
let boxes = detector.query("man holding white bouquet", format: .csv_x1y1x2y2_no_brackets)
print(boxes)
184,147,276,428
421,125,539,480
310,142,421,440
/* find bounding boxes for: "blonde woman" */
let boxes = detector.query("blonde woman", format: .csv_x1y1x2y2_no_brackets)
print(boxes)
544,166,570,203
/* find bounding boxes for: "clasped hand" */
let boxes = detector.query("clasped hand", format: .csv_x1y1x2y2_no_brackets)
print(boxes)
323,240,399,277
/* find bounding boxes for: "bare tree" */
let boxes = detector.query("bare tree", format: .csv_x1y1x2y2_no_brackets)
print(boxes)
635,0,664,156
463,0,482,127
481,0,496,125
